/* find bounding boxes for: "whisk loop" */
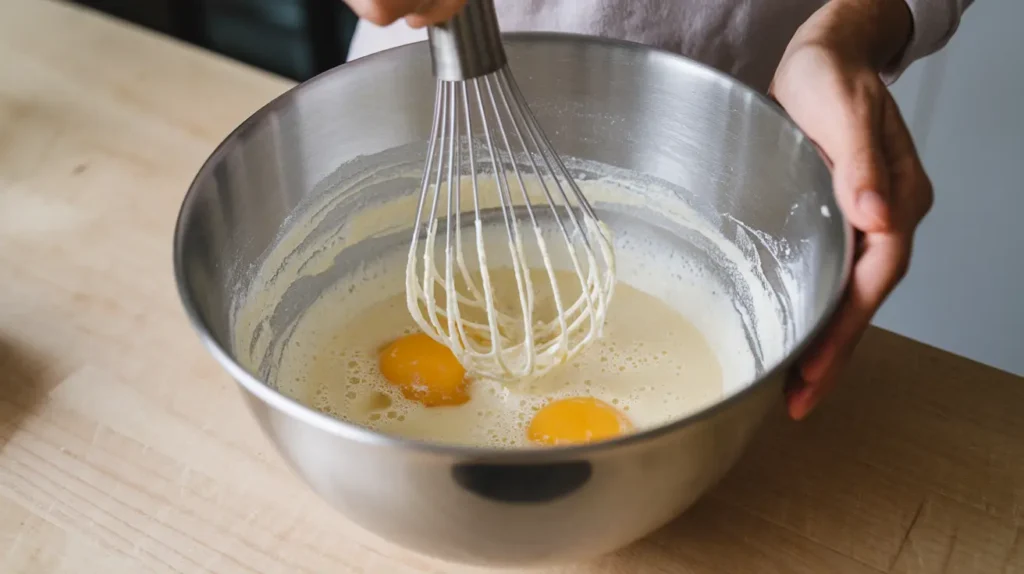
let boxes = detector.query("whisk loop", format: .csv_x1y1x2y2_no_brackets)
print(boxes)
406,0,616,382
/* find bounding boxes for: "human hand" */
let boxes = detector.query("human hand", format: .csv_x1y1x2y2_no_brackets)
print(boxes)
344,0,468,28
770,0,933,419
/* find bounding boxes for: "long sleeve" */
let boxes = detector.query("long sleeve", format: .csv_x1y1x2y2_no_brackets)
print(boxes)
348,0,972,92
883,0,975,82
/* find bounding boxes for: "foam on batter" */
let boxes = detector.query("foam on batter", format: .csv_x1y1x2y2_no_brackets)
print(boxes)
278,264,721,447
231,158,792,448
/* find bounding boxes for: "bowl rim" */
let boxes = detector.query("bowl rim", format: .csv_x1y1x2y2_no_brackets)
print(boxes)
173,31,855,462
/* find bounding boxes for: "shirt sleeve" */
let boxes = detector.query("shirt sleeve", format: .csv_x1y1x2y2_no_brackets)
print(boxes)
881,0,975,83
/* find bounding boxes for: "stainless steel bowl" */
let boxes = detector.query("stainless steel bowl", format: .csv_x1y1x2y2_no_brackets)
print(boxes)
174,33,851,566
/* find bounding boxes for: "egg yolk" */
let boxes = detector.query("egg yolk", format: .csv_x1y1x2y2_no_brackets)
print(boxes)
379,333,469,407
527,397,633,446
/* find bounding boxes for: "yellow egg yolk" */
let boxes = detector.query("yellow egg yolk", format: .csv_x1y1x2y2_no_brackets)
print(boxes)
527,397,633,446
379,333,469,407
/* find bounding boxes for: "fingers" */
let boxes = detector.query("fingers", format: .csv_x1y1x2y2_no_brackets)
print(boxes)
786,94,932,420
770,39,935,421
346,0,420,26
346,0,466,27
406,0,469,28
788,231,911,419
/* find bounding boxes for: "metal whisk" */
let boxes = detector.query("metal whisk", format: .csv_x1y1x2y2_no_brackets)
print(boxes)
406,0,616,382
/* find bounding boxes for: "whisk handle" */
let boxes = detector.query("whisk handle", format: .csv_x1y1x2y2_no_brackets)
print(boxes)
427,0,507,81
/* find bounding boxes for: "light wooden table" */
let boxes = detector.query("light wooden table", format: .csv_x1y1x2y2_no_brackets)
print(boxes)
1,1,1022,572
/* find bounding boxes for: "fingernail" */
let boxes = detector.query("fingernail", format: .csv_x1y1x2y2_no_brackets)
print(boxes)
857,189,889,225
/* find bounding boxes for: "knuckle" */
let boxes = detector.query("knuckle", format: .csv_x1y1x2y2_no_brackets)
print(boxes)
897,256,911,282
895,248,913,283
919,174,935,218
901,163,935,223
354,1,400,25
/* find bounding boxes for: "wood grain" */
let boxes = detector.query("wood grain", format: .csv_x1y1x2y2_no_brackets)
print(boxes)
1,0,1022,572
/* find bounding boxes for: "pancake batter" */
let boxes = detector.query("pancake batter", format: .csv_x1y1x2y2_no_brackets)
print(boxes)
275,264,722,448
234,166,787,448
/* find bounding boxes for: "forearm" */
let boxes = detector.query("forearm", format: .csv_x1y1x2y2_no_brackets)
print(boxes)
805,0,975,82
795,0,914,71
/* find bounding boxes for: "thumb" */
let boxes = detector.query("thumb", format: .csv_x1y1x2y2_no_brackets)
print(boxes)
829,121,893,233
811,91,894,233
773,60,895,234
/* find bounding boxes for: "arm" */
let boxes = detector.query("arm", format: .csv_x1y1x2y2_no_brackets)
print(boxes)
783,0,974,79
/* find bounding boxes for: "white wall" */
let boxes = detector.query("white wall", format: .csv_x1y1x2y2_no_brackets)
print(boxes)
878,0,1023,375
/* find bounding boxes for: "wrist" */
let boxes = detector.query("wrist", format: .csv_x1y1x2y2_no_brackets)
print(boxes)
803,0,913,71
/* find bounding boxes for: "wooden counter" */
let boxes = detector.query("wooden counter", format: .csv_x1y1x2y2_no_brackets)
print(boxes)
1,1,1021,572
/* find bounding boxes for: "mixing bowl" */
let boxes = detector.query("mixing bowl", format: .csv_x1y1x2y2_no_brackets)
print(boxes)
174,33,852,566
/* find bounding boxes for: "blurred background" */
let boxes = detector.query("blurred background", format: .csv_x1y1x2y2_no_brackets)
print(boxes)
880,0,1023,377
70,0,1023,376
67,0,360,80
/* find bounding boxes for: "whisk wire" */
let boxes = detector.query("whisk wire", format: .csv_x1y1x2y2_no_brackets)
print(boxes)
406,86,443,339
409,6,616,380
443,82,461,349
422,82,448,339
487,71,573,357
476,78,538,375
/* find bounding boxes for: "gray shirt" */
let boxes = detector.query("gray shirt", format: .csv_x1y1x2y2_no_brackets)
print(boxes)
347,0,973,92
